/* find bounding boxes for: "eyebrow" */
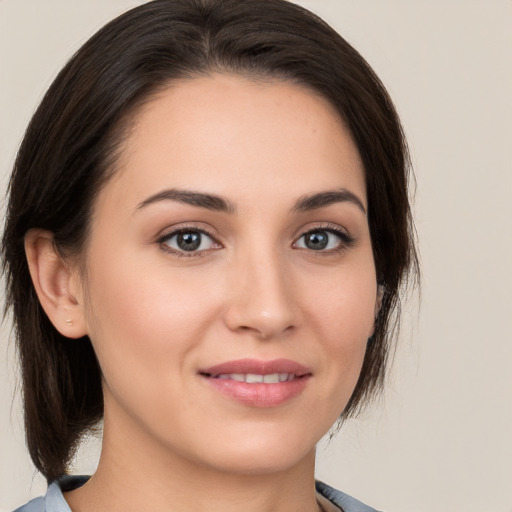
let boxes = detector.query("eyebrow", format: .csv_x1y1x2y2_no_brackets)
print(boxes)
292,189,366,214
136,189,236,214
136,187,366,215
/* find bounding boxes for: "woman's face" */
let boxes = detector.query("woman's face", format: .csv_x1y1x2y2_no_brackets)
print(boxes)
75,74,378,475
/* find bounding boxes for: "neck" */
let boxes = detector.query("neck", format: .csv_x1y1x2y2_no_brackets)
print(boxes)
65,408,320,512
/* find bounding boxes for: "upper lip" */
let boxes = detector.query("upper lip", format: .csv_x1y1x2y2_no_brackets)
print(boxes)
199,358,311,377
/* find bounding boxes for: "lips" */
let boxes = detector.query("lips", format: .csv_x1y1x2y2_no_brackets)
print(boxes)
199,359,312,407
215,373,294,383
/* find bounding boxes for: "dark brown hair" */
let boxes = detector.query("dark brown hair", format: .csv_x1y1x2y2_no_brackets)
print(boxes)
2,0,418,482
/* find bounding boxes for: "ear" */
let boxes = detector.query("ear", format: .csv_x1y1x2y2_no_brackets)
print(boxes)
24,229,87,339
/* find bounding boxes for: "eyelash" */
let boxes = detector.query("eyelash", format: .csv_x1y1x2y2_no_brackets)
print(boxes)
293,224,355,255
157,225,219,258
156,223,355,258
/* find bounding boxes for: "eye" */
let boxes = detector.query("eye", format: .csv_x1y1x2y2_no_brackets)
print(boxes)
294,228,353,252
159,229,218,255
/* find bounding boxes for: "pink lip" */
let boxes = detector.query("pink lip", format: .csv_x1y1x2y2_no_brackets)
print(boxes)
199,359,312,408
200,358,311,376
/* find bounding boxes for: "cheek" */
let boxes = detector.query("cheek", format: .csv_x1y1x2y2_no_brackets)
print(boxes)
81,251,222,389
301,261,377,399
306,259,377,341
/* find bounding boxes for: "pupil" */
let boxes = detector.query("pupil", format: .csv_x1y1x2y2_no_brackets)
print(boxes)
178,232,201,251
306,231,328,250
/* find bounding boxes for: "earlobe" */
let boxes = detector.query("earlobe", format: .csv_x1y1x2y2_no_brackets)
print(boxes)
24,229,87,339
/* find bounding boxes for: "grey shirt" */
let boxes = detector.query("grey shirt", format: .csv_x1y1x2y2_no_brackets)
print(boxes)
13,476,381,512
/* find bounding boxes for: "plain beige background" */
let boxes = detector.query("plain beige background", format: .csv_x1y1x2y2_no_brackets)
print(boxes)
1,1,511,511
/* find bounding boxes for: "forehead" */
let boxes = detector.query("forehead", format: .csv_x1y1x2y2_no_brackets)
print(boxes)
100,73,366,213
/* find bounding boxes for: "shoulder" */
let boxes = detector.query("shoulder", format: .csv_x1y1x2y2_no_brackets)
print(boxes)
15,477,379,512
316,481,383,512
12,497,45,512
12,476,90,512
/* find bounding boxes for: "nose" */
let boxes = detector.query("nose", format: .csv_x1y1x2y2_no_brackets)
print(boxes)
223,250,300,340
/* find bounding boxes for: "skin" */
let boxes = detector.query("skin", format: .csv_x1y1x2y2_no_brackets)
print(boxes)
26,74,378,512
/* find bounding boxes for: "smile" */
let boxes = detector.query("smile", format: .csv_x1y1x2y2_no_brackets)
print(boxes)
199,359,312,407
213,373,297,383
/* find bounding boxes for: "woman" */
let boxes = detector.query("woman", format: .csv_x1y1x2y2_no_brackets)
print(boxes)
2,1,417,511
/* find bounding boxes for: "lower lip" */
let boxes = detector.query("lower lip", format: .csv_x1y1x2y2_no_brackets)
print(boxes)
202,376,310,407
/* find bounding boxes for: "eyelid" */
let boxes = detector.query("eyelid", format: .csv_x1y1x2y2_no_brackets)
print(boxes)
156,224,223,256
292,223,355,252
154,221,354,257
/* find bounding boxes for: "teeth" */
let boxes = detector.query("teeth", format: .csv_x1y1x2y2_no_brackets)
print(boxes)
245,373,263,383
214,373,295,383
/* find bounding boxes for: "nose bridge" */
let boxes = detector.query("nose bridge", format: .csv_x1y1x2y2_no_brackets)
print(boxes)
224,239,298,338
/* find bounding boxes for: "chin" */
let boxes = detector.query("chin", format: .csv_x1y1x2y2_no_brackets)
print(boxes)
206,450,314,476
181,428,319,476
